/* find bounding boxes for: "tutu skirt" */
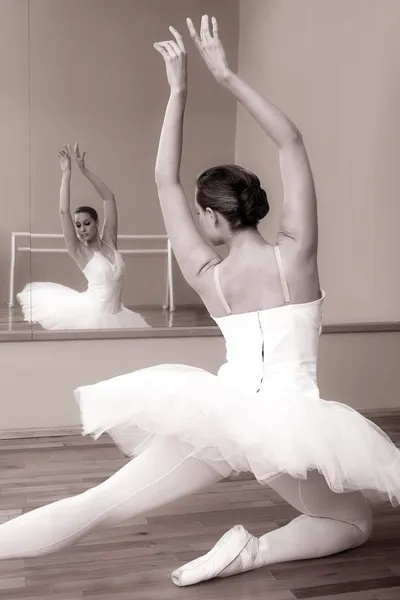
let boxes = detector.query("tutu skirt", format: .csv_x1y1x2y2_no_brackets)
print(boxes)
75,363,400,506
17,282,149,330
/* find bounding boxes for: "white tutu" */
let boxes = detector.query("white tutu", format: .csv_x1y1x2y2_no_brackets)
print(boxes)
75,283,400,506
17,248,149,330
17,282,149,330
75,362,400,506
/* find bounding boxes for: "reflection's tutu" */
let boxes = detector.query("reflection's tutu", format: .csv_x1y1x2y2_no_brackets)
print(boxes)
17,249,149,330
17,282,149,330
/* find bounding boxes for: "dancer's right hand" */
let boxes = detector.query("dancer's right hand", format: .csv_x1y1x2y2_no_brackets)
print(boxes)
186,16,231,83
154,26,187,94
58,147,71,173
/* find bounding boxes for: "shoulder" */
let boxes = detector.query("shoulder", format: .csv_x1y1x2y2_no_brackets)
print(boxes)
73,244,92,269
101,231,118,249
276,235,320,301
190,256,222,292
277,233,317,264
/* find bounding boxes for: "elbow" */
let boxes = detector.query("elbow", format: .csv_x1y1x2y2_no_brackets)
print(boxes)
155,171,179,188
281,127,303,149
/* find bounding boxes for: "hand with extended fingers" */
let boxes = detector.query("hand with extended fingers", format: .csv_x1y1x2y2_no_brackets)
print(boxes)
186,15,231,83
68,142,87,172
154,16,231,92
58,146,71,173
154,26,187,94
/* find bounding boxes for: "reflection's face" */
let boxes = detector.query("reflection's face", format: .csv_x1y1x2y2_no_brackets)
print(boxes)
74,212,98,243
195,192,224,247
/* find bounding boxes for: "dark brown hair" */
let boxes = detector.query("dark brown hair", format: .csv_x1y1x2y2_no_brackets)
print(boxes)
196,165,269,229
74,206,99,222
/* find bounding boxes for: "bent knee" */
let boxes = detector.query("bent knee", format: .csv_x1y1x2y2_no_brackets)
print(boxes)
323,499,373,549
350,501,373,545
297,474,373,544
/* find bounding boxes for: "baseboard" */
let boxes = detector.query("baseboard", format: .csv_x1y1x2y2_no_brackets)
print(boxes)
0,426,82,439
0,407,399,440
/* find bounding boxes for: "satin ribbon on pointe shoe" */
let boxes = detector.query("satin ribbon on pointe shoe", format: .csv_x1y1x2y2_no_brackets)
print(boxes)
171,524,260,587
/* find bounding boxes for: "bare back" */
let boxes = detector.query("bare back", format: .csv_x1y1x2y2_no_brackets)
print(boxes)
197,238,320,319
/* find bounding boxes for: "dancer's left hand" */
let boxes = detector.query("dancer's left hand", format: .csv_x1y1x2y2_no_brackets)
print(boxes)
154,27,187,94
68,142,86,172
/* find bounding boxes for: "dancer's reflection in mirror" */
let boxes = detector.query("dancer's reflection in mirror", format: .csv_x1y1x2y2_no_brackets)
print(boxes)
17,143,149,330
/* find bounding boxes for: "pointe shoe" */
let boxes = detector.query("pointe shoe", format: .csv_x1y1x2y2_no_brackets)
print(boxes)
171,524,259,587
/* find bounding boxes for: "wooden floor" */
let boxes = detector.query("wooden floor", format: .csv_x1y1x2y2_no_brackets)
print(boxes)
0,412,399,599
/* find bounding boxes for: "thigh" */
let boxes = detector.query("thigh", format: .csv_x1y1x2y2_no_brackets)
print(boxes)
92,436,230,526
267,470,371,528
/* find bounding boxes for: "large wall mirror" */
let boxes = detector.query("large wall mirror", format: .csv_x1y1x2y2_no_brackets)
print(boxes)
1,1,31,341
7,0,238,340
4,0,400,342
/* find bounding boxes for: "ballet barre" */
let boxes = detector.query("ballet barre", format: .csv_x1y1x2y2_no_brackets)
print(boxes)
9,232,174,311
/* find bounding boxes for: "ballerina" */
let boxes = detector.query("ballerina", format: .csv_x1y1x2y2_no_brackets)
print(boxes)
1,16,399,589
17,143,149,330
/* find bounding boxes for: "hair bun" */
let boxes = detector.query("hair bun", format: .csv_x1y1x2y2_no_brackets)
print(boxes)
195,164,269,231
238,183,269,226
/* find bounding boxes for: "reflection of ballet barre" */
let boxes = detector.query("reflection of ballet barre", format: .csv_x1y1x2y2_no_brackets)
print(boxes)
9,232,175,311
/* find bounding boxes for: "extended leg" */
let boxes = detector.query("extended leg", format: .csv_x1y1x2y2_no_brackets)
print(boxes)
0,437,230,560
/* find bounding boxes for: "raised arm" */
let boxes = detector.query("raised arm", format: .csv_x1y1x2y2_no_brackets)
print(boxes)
58,148,81,261
153,27,219,286
187,16,318,257
69,143,118,248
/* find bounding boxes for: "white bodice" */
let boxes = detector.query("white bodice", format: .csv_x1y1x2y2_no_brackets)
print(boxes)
82,249,125,314
213,294,325,395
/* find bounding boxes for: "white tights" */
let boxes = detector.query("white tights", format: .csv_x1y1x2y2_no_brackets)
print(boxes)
0,437,372,565
259,469,373,566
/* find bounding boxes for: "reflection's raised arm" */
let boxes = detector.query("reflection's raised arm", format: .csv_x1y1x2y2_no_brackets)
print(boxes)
58,147,81,260
69,143,118,248
154,27,218,286
187,15,318,256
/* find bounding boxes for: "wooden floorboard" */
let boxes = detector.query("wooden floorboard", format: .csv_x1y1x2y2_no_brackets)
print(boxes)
0,413,399,599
